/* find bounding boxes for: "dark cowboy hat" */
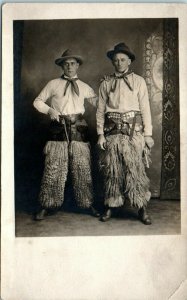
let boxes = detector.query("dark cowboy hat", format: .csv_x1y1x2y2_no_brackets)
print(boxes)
55,49,83,66
107,42,135,62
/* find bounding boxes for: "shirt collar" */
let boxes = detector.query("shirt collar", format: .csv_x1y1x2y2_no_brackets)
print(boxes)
63,74,78,80
115,68,133,77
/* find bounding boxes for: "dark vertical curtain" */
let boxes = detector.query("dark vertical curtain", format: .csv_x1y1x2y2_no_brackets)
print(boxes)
14,21,24,130
14,21,25,210
160,19,180,199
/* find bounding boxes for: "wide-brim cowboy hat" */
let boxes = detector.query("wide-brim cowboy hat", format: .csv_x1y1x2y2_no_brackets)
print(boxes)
55,49,83,66
107,42,135,62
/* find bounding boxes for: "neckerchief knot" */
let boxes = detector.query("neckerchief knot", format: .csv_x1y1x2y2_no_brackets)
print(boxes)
111,70,133,93
61,75,79,96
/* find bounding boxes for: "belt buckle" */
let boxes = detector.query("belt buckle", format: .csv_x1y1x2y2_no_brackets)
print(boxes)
117,123,122,130
64,114,76,124
70,114,76,124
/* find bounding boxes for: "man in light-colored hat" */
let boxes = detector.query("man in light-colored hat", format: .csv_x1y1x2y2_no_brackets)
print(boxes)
97,42,154,224
33,49,99,220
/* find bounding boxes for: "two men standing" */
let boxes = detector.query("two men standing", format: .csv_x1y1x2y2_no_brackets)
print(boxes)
33,43,154,224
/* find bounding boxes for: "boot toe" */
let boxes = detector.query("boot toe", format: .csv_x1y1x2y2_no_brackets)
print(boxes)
89,206,100,217
35,209,47,221
100,209,112,222
142,217,152,225
138,208,152,225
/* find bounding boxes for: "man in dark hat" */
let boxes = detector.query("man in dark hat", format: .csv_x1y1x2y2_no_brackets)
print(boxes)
33,49,99,220
97,42,154,224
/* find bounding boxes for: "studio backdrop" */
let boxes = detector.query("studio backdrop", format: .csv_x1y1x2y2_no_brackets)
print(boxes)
14,18,180,212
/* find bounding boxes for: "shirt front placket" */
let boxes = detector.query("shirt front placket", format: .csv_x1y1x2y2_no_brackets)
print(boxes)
118,78,124,109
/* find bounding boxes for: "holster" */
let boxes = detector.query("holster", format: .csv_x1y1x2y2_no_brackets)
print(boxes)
49,114,89,142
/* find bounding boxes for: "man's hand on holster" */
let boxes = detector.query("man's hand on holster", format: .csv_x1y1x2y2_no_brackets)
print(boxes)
145,136,154,149
48,108,60,122
97,134,107,150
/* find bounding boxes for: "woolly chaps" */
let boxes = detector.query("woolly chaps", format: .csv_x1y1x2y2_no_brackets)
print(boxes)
99,133,151,208
39,141,93,209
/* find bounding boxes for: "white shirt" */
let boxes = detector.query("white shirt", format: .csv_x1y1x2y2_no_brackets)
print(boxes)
96,72,152,136
33,75,97,115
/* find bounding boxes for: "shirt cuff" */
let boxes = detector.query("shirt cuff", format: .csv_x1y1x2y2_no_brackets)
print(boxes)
144,127,152,136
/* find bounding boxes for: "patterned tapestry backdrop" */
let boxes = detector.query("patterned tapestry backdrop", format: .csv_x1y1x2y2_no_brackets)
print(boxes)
143,31,163,198
160,19,180,199
143,18,179,200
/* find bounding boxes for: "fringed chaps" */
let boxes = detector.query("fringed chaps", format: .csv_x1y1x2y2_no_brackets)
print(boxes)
99,133,151,208
69,142,93,209
39,141,93,209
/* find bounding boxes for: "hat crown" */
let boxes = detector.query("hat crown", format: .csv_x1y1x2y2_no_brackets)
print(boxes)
55,49,83,66
62,49,72,57
114,43,130,52
107,42,135,61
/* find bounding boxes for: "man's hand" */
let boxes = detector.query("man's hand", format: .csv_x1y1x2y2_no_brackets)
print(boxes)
48,108,60,122
145,136,154,149
97,134,107,150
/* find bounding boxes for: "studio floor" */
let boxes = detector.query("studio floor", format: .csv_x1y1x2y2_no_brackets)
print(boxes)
15,199,181,237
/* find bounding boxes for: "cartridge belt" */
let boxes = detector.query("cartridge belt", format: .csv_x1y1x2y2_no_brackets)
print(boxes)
104,111,143,140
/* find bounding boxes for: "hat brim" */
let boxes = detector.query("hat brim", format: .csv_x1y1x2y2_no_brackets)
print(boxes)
107,50,135,62
55,55,83,66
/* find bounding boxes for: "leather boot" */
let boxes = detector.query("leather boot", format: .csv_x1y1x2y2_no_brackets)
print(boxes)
100,208,112,222
138,207,152,225
89,206,100,217
35,208,47,221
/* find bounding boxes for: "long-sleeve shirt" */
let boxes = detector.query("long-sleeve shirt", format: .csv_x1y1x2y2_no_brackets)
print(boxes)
96,72,152,136
33,75,97,115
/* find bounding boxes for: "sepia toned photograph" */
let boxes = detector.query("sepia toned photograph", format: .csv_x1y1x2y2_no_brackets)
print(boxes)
14,18,180,237
2,4,187,300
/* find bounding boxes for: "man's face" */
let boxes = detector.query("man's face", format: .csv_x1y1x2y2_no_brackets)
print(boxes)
112,53,131,73
62,58,79,78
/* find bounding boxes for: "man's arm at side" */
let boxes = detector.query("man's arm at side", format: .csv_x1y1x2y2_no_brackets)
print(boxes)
138,77,154,149
138,77,153,137
33,80,60,121
96,81,108,150
33,80,54,114
84,85,98,107
96,81,107,135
